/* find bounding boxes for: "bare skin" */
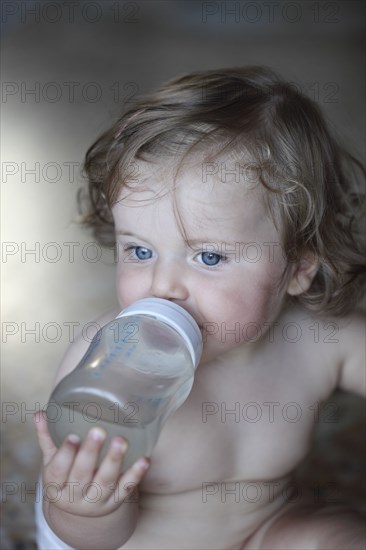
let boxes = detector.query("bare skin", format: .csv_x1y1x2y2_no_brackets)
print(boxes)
35,159,365,549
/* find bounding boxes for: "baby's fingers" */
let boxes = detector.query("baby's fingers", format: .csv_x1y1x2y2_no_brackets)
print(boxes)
68,427,107,485
33,411,58,465
34,411,82,486
113,456,150,504
91,437,150,504
44,434,81,486
92,436,128,496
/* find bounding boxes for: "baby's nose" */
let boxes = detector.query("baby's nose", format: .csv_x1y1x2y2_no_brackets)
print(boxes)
150,259,188,301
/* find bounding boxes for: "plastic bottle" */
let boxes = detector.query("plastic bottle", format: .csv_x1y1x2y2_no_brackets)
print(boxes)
46,298,203,471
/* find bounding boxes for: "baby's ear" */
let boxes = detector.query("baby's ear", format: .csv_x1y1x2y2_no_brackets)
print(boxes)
286,251,319,296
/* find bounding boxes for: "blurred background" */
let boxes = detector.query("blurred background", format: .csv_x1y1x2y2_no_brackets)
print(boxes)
1,0,365,547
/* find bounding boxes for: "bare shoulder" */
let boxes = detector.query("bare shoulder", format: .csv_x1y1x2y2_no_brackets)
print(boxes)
273,303,339,358
335,309,366,397
280,304,365,398
53,307,120,386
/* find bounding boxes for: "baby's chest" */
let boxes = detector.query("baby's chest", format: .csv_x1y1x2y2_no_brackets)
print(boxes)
141,363,319,493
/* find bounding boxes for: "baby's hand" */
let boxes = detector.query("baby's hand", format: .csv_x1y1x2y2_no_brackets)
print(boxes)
34,411,150,517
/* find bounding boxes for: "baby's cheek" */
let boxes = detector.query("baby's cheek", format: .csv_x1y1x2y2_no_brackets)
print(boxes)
115,268,142,309
215,286,281,344
116,282,127,309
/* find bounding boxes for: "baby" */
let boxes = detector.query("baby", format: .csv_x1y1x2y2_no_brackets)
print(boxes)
34,66,365,549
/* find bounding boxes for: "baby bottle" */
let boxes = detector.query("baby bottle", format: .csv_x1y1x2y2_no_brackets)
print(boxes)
46,298,203,471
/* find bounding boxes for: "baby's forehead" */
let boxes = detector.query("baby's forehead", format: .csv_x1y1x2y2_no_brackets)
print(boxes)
115,154,270,238
126,151,262,195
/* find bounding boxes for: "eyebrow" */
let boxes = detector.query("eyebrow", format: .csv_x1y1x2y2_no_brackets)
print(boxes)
116,231,235,246
115,231,145,240
114,231,219,243
185,238,226,245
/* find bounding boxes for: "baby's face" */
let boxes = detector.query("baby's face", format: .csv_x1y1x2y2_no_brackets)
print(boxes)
112,158,293,363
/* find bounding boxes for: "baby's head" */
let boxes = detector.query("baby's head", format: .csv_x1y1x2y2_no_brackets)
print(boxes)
82,66,365,320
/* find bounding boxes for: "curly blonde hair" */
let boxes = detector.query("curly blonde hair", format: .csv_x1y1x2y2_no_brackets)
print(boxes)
80,66,365,317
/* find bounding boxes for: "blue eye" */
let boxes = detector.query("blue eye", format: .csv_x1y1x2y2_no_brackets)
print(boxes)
200,251,222,266
129,246,152,260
